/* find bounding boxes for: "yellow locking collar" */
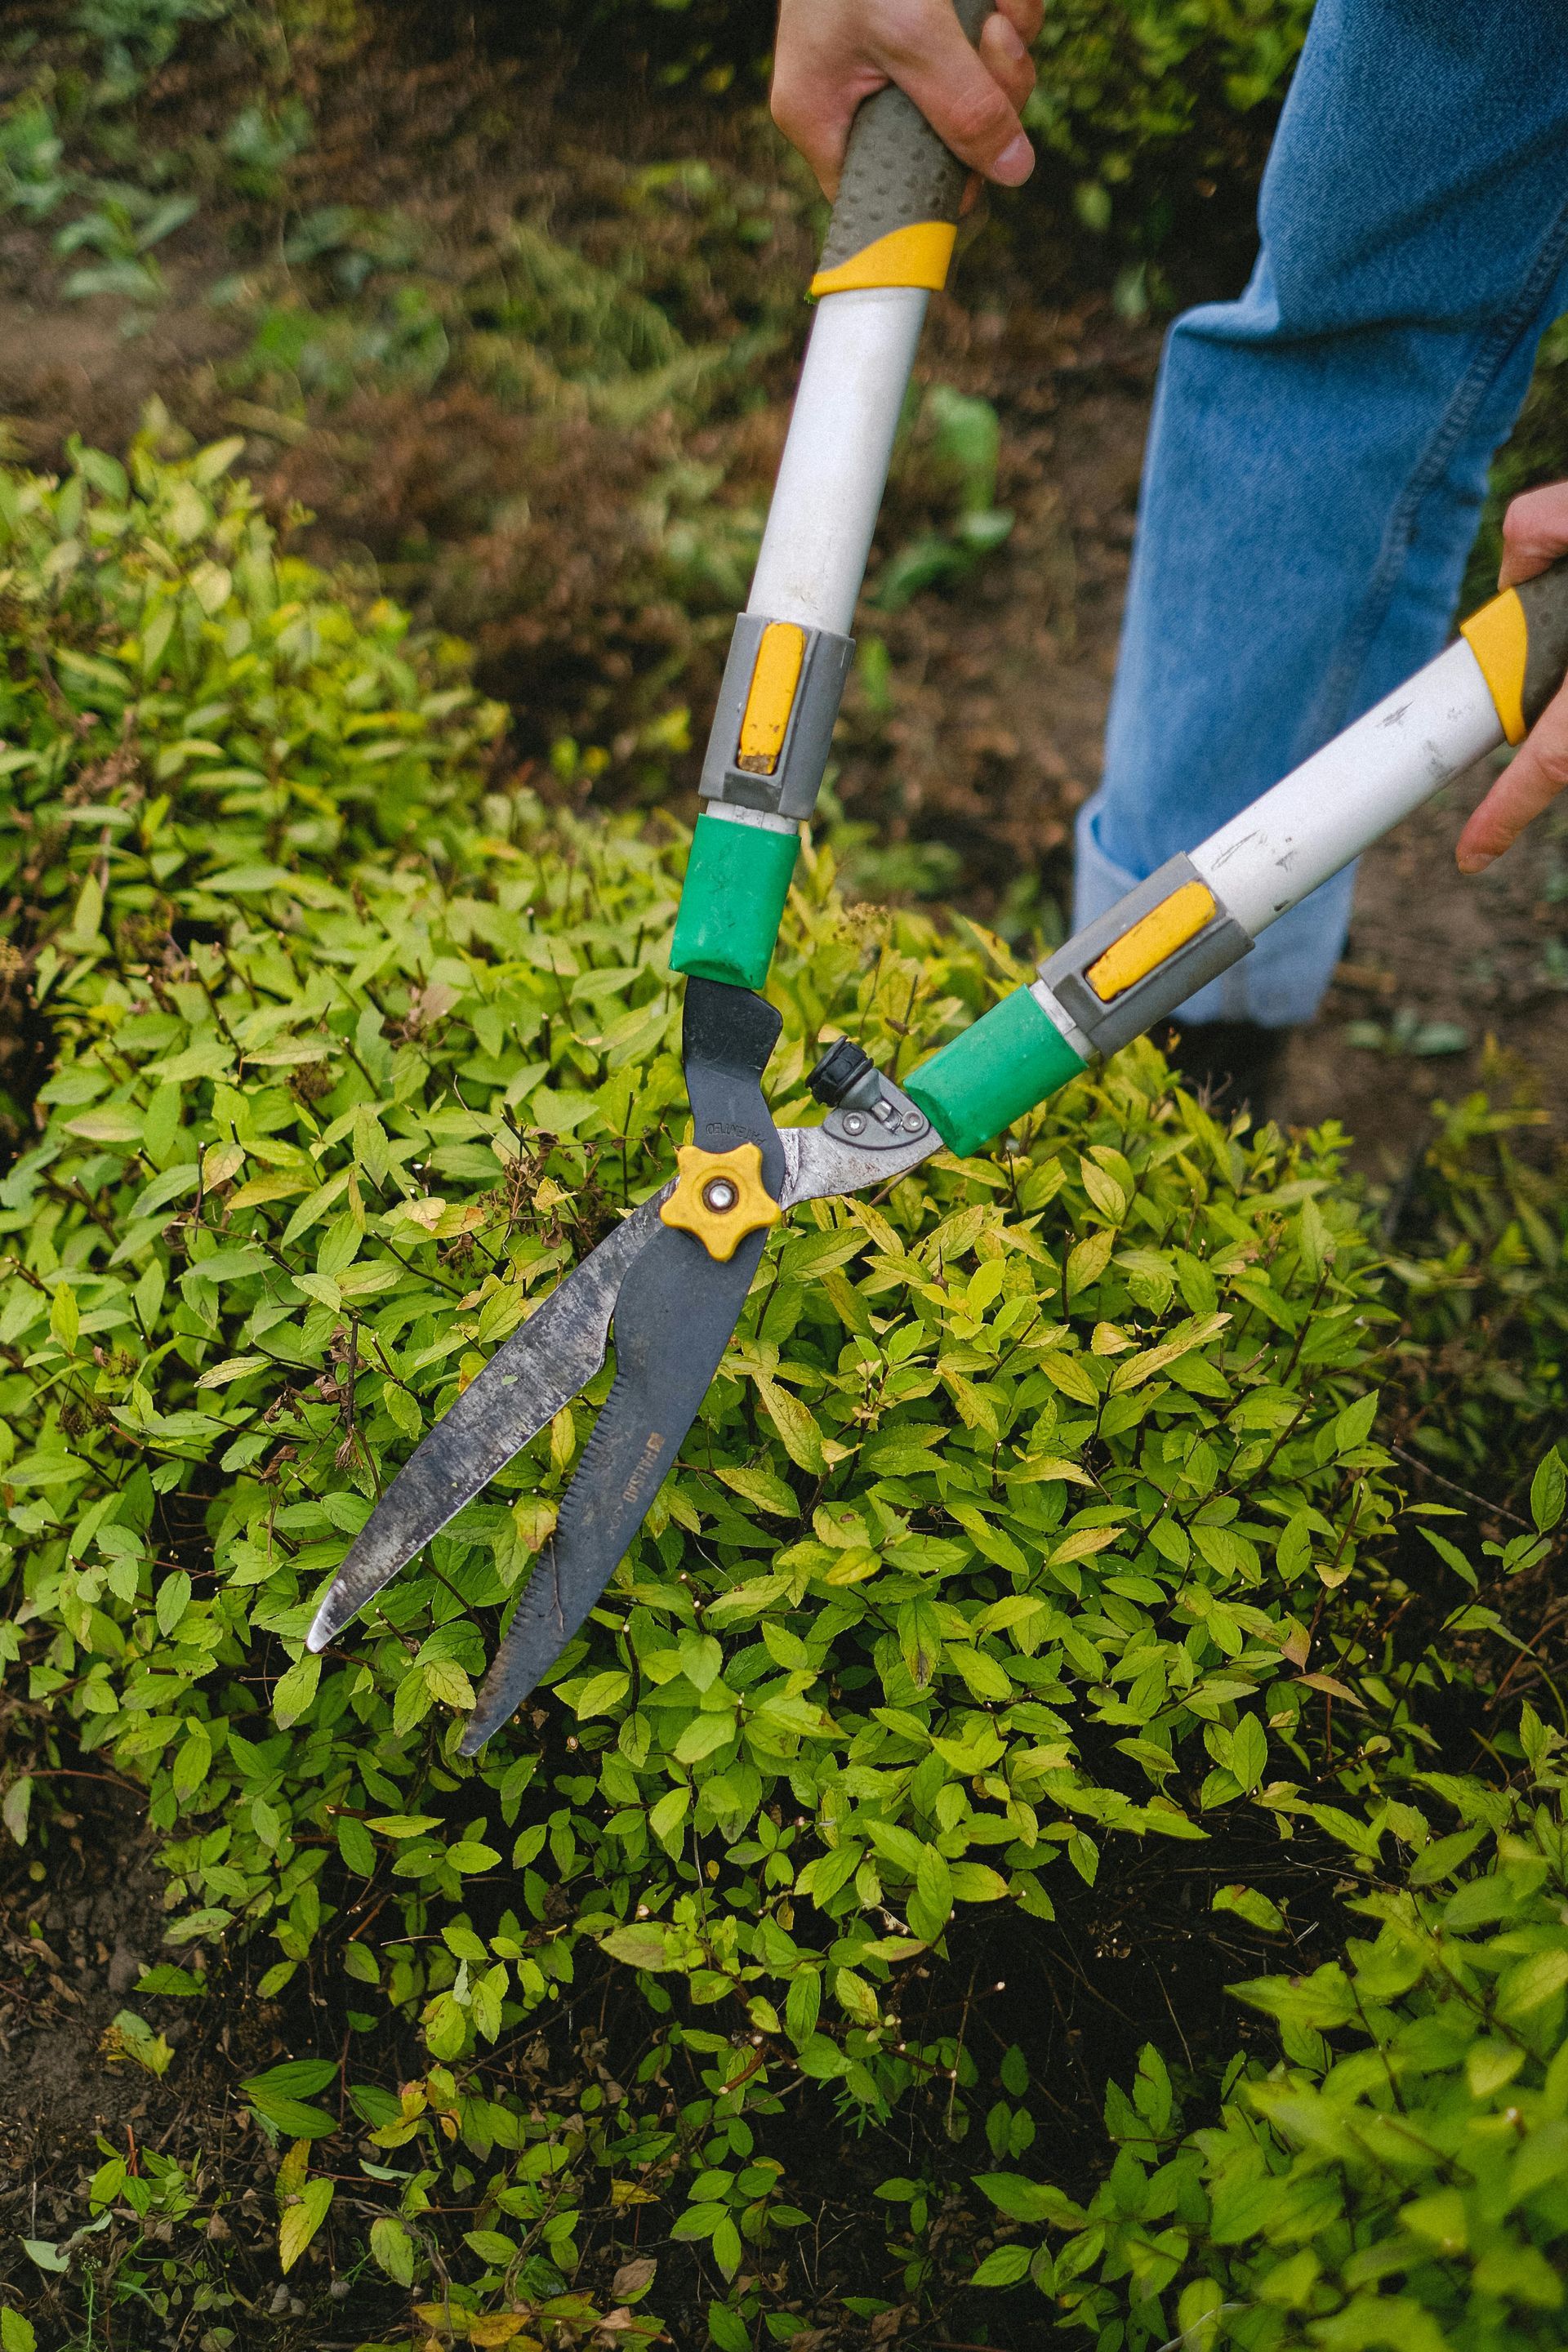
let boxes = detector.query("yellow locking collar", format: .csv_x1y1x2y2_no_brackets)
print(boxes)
1085,880,1218,1004
658,1142,782,1263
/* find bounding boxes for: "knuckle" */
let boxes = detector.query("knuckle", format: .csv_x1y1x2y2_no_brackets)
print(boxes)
942,82,1010,149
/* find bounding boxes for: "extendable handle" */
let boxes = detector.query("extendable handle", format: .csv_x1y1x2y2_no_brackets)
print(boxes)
905,555,1568,1157
671,5,995,995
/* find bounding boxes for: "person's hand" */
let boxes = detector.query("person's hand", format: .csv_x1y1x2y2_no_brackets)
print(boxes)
1457,482,1568,873
772,0,1043,203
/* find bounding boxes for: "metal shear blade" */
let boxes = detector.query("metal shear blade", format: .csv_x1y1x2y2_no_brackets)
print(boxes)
305,995,935,1748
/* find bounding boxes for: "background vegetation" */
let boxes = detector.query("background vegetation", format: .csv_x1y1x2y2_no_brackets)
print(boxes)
1,5,1568,2352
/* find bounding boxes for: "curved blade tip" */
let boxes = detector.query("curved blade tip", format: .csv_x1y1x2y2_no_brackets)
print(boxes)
305,1581,363,1652
457,1690,518,1756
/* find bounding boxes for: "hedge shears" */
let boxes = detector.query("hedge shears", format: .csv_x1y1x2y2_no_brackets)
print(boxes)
307,2,1568,1749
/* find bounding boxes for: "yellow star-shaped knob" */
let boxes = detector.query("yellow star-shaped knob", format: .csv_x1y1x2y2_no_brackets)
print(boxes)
658,1142,782,1263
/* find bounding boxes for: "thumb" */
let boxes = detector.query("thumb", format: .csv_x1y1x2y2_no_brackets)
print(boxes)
888,1,1036,186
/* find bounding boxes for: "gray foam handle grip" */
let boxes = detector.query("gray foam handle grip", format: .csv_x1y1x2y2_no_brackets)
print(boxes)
1519,560,1568,731
816,0,994,278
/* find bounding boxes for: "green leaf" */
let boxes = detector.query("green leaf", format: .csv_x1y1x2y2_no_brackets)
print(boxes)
370,2213,415,2287
1212,1883,1285,1933
271,1651,321,1730
976,2173,1085,2226
972,2245,1032,2287
336,1815,376,1876
573,1669,630,1718
2,1776,32,1846
243,2060,339,2139
600,1923,677,1971
754,1374,826,1472
1496,1946,1568,2022
707,2302,751,2352
785,1967,821,2047
134,1965,205,1998
447,1841,501,1874
910,1846,952,1941
154,1569,191,1638
278,2175,333,2272
465,2229,518,2265
1531,1446,1566,1534
715,1464,799,1517
243,2060,338,2100
949,1861,1009,1902
1419,1526,1477,1588
670,2203,724,2243
1229,1713,1267,1793
675,1711,737,1764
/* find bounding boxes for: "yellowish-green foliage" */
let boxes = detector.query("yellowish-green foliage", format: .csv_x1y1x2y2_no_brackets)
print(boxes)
977,1710,1568,2350
2,430,1564,2349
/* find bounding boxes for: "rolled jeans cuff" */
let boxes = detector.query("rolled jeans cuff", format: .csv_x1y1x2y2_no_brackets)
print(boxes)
1071,792,1356,1030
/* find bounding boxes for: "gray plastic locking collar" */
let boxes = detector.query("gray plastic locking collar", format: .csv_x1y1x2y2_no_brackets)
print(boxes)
1036,853,1254,1058
699,612,854,824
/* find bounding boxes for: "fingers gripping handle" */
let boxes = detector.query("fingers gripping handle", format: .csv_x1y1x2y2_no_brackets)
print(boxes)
812,0,995,296
1461,556,1568,744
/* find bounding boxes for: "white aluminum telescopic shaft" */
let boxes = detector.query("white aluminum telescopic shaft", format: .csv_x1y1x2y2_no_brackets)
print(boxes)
746,288,929,640
1188,638,1503,937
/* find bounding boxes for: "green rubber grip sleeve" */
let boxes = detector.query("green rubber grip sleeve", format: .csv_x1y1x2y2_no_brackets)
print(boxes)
670,814,800,991
904,987,1086,1158
816,0,992,279
1520,559,1568,730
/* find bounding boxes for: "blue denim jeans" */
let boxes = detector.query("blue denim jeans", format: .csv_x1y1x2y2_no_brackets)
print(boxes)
1074,0,1568,1026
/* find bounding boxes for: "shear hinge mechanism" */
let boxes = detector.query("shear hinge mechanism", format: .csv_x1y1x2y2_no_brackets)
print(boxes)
809,1036,932,1150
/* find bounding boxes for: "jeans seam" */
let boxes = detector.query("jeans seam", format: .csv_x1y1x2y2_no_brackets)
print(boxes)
1317,188,1568,735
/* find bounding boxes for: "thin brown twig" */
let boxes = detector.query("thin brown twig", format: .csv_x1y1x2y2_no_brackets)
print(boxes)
1388,1441,1530,1530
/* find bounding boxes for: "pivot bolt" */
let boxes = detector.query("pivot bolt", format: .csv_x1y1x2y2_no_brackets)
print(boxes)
841,1111,866,1137
702,1178,740,1214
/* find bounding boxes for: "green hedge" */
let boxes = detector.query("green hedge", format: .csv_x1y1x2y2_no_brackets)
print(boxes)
975,1713,1568,2349
1027,0,1312,244
0,427,1553,2345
